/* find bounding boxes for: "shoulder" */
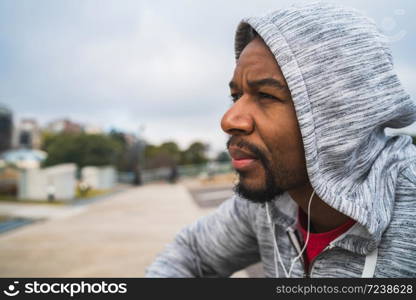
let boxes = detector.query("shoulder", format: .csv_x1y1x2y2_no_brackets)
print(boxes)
389,160,416,231
397,160,416,186
377,161,416,277
394,159,416,205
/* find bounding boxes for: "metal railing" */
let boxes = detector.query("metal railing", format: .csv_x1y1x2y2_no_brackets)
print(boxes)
118,162,233,184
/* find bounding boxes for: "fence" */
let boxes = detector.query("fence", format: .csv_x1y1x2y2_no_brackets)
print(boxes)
118,162,233,184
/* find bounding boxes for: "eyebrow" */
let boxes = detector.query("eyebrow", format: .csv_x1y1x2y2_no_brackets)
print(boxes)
228,78,287,91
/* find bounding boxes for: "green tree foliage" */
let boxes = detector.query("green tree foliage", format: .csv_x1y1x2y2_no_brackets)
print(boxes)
108,129,138,172
43,133,122,168
180,142,209,165
216,151,231,162
413,136,416,145
108,129,128,151
40,131,57,151
144,141,209,168
144,141,180,169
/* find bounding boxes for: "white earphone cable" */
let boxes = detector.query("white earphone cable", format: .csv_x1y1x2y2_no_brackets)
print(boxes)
265,203,280,277
266,190,315,278
287,190,315,276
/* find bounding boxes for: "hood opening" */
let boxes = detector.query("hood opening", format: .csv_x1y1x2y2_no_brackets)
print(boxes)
234,2,416,252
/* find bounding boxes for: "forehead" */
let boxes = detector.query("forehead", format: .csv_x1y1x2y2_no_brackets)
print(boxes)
233,37,284,80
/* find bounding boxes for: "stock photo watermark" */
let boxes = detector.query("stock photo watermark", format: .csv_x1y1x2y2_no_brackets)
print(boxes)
2,280,127,297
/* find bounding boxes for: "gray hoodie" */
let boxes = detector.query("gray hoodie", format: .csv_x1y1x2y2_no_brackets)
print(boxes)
146,2,416,278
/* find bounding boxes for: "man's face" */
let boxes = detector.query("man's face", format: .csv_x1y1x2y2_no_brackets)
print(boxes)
221,37,309,203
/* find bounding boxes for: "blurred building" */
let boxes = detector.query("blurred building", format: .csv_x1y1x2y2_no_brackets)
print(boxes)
0,148,47,169
0,104,13,153
84,124,103,134
18,163,76,200
15,119,41,149
46,118,83,134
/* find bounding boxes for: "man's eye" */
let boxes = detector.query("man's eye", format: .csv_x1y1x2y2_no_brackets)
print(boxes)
259,92,278,101
230,93,242,103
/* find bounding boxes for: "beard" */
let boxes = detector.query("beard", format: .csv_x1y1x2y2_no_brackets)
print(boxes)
234,167,285,204
227,138,285,204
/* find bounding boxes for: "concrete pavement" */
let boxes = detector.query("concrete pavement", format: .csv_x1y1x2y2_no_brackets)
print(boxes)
0,202,87,220
0,183,249,277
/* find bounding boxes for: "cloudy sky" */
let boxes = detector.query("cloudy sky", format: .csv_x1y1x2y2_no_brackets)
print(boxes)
1,0,415,155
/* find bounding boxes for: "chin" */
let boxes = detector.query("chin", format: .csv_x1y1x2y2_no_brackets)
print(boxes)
238,174,265,190
234,174,284,204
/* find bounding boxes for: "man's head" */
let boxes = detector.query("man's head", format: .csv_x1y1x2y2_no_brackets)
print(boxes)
221,34,309,203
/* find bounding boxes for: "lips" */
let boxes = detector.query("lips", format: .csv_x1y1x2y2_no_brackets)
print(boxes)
228,147,257,160
228,147,258,170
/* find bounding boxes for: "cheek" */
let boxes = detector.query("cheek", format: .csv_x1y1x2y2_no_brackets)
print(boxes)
265,122,305,165
256,105,304,161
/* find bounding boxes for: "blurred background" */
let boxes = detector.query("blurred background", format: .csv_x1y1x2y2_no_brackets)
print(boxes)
0,0,415,277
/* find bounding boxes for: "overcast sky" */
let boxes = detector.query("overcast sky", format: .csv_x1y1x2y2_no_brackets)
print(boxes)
1,0,415,155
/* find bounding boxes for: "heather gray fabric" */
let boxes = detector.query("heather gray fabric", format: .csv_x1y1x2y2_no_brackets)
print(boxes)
146,2,416,277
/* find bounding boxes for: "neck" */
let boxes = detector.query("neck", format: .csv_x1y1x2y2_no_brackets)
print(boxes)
288,182,351,233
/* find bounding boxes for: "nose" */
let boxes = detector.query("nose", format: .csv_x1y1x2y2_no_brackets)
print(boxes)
221,98,254,136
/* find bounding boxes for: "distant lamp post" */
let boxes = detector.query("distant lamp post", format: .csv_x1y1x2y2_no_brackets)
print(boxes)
133,125,146,186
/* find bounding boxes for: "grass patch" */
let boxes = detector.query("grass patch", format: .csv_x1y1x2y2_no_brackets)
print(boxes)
0,195,66,205
0,215,12,222
0,188,111,205
75,188,109,199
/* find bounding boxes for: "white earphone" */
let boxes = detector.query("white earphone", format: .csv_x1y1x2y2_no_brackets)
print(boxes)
265,190,315,278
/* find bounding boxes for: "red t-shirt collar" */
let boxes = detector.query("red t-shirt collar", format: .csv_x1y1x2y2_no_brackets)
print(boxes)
297,207,356,270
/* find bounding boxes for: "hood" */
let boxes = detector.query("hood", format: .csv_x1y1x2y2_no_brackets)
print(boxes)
234,1,416,252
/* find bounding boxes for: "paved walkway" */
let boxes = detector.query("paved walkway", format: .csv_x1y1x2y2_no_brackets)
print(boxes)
0,183,248,277
0,202,87,220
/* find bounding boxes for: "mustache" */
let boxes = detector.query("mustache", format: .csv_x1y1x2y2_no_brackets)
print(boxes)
226,137,269,165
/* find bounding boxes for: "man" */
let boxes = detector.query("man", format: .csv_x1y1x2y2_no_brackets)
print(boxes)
146,2,416,277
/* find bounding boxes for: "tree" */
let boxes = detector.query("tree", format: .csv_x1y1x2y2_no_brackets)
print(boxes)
109,129,128,151
40,131,58,151
144,141,180,169
108,129,140,172
42,133,122,168
160,142,181,163
216,151,231,162
180,141,209,165
143,140,210,168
